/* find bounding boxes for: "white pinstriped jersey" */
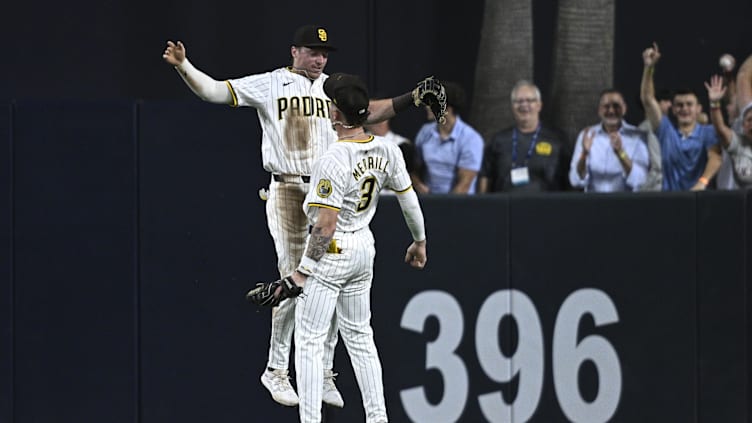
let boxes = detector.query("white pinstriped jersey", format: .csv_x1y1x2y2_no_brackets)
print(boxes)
303,135,412,232
226,68,338,176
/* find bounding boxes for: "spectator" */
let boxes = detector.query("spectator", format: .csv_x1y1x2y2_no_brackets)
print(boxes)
704,56,752,188
640,43,722,191
569,89,650,192
716,54,741,190
637,89,669,191
412,81,484,194
735,53,752,132
478,80,569,193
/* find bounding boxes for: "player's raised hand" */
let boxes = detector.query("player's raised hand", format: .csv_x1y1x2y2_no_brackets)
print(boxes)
642,42,661,67
162,40,186,66
405,240,427,269
704,75,727,102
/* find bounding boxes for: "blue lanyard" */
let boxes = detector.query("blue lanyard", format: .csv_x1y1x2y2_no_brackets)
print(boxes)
512,124,542,168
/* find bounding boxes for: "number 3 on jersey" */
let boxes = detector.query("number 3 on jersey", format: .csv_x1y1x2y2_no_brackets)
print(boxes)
357,176,377,211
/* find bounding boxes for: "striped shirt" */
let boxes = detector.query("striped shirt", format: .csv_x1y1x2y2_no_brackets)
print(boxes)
303,135,412,232
227,67,338,176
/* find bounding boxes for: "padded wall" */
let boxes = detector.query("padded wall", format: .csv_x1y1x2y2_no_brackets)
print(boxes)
11,102,137,422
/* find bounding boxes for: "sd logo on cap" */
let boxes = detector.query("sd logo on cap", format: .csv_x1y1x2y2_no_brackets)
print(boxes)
293,25,337,51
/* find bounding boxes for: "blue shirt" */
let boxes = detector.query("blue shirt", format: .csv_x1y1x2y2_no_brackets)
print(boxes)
656,116,718,191
414,116,484,194
569,122,650,192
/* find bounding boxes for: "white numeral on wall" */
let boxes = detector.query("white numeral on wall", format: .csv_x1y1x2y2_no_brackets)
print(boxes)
400,288,622,423
400,290,468,423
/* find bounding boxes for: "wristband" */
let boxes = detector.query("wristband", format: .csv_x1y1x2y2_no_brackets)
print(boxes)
296,256,317,276
698,176,709,187
392,92,413,113
709,100,721,109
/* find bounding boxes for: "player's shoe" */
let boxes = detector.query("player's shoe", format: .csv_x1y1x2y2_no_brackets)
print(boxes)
322,369,344,408
261,368,299,407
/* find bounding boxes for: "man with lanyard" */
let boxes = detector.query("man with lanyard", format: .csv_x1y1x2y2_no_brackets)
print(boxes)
479,80,569,193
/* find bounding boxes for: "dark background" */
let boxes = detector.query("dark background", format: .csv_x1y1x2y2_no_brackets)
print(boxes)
1,0,751,140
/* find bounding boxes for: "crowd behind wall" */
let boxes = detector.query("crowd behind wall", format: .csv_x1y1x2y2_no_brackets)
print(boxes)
2,0,751,139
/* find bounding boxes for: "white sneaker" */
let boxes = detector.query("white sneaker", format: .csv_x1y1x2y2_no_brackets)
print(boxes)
261,369,299,407
322,369,344,408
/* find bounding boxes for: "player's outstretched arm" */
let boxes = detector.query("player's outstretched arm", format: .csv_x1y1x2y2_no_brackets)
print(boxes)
367,98,398,123
162,40,232,105
395,188,427,269
367,77,447,125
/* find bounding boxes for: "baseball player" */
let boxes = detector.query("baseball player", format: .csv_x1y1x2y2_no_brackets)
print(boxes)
248,72,428,423
162,25,435,408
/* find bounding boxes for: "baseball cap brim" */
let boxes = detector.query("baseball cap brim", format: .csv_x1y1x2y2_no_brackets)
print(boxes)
301,43,337,51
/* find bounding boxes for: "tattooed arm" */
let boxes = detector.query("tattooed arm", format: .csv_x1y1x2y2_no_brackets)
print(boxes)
291,207,339,285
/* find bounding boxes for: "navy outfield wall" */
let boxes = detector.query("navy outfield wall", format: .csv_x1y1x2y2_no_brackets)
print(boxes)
137,101,281,422
696,191,748,421
1,104,12,423
10,101,138,422
0,102,749,422
362,192,748,422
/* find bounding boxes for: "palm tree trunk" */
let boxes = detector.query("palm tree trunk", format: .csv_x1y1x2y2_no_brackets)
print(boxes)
471,0,534,141
550,0,615,144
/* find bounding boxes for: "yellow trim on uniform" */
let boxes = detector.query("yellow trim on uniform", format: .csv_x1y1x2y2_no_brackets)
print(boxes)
338,135,374,143
225,81,238,107
286,66,307,78
394,185,414,194
308,203,341,211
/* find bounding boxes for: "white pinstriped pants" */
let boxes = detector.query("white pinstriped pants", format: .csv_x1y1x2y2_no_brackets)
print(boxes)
295,228,388,423
265,179,338,371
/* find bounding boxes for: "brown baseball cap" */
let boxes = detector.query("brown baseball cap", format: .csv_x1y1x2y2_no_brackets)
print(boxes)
293,25,337,51
324,73,369,122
